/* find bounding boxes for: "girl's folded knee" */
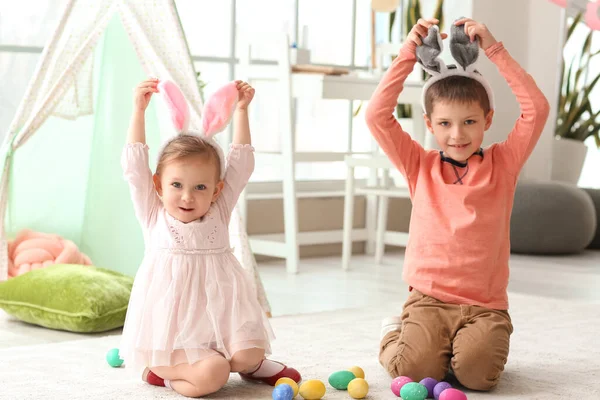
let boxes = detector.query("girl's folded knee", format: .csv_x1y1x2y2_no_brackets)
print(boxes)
230,348,266,372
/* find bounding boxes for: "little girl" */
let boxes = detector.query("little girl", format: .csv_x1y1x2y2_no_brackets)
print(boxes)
120,78,301,397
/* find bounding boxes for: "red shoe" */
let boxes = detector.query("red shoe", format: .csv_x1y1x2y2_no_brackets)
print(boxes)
142,367,165,387
239,360,302,386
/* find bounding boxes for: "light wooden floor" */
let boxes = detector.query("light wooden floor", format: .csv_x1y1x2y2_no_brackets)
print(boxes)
259,250,600,317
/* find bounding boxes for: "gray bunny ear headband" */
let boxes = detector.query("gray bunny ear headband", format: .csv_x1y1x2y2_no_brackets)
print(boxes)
416,20,495,113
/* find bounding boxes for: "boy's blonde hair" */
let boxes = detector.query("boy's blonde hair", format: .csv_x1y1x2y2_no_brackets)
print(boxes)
424,76,491,117
156,134,222,179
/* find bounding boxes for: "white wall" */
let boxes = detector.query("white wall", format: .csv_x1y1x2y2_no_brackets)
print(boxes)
524,0,564,181
470,0,563,181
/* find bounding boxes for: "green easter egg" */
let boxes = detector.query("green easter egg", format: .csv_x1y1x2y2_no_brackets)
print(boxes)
299,379,326,399
328,370,356,390
106,348,124,368
400,382,428,400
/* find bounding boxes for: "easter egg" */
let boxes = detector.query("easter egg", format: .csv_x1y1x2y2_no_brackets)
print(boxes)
390,376,413,396
439,388,467,400
105,348,123,367
433,381,453,400
347,365,365,379
400,382,428,400
299,379,326,400
328,370,356,390
347,378,369,399
419,377,438,398
276,377,299,397
273,383,295,400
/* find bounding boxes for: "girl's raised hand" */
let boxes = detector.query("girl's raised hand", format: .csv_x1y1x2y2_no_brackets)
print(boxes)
133,78,159,112
235,80,255,110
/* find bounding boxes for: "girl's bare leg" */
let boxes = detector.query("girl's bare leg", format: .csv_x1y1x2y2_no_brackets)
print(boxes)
150,355,231,398
230,348,266,373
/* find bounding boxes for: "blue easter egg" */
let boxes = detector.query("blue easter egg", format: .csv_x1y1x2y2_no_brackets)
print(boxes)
272,383,294,400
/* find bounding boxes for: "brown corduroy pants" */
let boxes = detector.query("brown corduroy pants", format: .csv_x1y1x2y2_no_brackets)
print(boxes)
379,290,513,391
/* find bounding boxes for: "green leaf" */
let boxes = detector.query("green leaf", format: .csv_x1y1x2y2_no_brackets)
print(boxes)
571,111,600,141
353,101,363,117
404,0,414,37
433,0,444,29
396,103,412,119
562,74,600,138
389,11,396,43
576,30,593,84
566,13,583,42
564,57,576,100
414,0,422,21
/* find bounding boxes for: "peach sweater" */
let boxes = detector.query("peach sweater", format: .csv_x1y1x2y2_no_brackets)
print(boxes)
365,41,550,309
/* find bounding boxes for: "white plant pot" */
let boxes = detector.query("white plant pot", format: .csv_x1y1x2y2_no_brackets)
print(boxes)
551,137,589,184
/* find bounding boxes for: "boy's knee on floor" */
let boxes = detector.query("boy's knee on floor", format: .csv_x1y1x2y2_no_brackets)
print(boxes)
382,349,447,382
452,348,504,391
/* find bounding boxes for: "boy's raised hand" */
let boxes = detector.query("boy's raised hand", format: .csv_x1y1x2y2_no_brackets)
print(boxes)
407,18,448,47
454,18,497,51
133,78,159,112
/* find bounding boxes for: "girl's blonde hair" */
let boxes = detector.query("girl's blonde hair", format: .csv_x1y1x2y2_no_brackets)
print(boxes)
156,134,221,179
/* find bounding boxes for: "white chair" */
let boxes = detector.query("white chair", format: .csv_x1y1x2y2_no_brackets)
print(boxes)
341,154,412,270
236,29,301,274
341,42,427,270
236,29,383,274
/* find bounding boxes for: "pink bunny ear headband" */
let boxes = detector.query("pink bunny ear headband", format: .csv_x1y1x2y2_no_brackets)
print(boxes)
156,80,239,180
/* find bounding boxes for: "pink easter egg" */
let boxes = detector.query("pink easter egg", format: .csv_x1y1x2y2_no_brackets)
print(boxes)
439,388,467,400
390,376,413,397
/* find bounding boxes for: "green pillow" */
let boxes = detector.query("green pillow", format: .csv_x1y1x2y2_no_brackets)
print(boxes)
0,264,134,333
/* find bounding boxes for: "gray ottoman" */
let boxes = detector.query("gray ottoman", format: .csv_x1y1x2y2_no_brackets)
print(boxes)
583,188,600,249
510,181,597,255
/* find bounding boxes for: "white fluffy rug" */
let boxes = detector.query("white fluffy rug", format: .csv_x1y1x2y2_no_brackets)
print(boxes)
1,292,599,399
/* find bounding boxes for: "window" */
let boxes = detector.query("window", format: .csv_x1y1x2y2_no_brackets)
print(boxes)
0,1,67,47
0,53,40,138
176,0,232,58
1,0,397,185
298,0,354,66
0,1,68,140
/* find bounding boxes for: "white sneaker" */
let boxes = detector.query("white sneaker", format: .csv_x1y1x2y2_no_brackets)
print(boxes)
381,316,402,338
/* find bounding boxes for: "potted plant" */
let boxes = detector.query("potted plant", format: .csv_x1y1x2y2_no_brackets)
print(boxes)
552,13,600,184
355,0,443,121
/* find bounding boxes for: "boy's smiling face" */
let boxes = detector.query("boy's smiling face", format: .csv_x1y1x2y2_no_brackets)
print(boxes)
425,100,494,163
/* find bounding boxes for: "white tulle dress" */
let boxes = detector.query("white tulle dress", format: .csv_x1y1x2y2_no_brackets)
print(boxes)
119,142,274,371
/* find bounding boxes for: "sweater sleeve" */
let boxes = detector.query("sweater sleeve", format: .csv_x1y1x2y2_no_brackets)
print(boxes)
486,42,550,176
365,42,425,186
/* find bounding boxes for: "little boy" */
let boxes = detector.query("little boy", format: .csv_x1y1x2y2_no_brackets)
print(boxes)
366,17,550,390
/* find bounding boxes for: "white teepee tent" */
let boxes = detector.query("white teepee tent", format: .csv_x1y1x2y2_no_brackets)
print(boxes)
0,0,271,314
